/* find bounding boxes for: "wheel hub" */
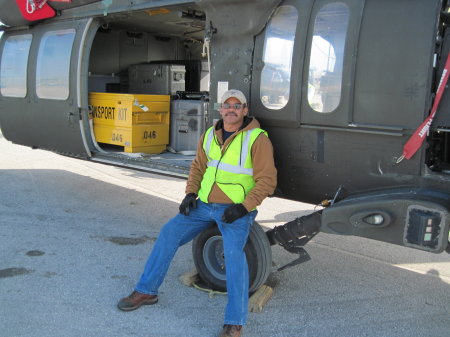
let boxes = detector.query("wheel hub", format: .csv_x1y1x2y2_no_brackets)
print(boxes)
203,235,226,280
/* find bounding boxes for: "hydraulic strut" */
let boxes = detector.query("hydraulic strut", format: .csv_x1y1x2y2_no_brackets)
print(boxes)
266,211,322,271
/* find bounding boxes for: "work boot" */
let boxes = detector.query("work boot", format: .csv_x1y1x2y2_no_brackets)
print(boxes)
117,290,158,311
218,324,243,337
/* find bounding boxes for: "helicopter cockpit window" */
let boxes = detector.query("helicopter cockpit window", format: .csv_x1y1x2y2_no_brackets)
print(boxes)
0,34,32,98
260,5,298,110
308,3,349,113
36,29,75,100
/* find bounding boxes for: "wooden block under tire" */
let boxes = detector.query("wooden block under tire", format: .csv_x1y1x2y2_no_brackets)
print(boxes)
179,269,273,312
179,269,200,287
248,285,273,313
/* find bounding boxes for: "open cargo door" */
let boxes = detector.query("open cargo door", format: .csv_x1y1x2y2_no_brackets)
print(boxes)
0,18,96,156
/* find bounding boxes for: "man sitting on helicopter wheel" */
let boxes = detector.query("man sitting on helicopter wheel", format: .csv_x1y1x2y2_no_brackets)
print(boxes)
117,89,277,337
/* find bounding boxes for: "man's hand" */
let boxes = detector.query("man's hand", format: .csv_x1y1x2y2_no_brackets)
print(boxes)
179,193,197,215
222,204,248,223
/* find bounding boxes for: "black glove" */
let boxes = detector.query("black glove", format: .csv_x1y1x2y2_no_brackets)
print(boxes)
222,204,248,223
179,193,197,215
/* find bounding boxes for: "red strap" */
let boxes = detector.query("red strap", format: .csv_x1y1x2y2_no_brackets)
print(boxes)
15,0,56,22
399,53,450,162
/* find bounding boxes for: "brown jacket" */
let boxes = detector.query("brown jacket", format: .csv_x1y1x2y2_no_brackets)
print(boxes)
185,117,277,211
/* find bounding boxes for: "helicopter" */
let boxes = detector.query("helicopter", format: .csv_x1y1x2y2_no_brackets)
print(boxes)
0,0,449,291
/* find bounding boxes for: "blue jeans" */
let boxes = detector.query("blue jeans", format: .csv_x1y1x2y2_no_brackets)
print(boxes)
135,200,257,326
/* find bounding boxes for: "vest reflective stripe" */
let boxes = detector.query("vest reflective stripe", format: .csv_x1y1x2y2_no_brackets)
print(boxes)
204,127,215,161
198,126,267,204
207,160,254,175
240,130,253,167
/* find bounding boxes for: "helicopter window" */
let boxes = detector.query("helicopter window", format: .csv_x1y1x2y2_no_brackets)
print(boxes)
260,5,298,110
36,29,75,100
308,2,349,113
0,34,32,98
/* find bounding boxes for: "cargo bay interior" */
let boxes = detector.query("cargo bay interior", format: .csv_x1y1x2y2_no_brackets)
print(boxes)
87,6,208,168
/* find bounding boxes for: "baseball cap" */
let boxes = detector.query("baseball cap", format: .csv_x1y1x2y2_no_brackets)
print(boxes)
221,89,247,105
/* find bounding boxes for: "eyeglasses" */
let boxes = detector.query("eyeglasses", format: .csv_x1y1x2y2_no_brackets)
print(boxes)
221,103,246,110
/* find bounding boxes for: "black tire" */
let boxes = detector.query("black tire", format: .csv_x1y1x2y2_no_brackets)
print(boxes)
192,222,272,293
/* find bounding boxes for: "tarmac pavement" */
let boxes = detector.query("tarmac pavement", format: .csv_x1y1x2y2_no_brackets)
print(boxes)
1,132,450,337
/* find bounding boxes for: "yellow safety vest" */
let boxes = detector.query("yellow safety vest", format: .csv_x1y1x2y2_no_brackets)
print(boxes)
198,126,267,204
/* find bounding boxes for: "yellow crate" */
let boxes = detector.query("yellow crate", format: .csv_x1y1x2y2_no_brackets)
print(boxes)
89,93,170,153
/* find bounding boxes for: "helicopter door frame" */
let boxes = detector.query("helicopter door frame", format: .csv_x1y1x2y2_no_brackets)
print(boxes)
299,0,364,127
250,0,313,127
0,18,96,157
250,0,364,128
